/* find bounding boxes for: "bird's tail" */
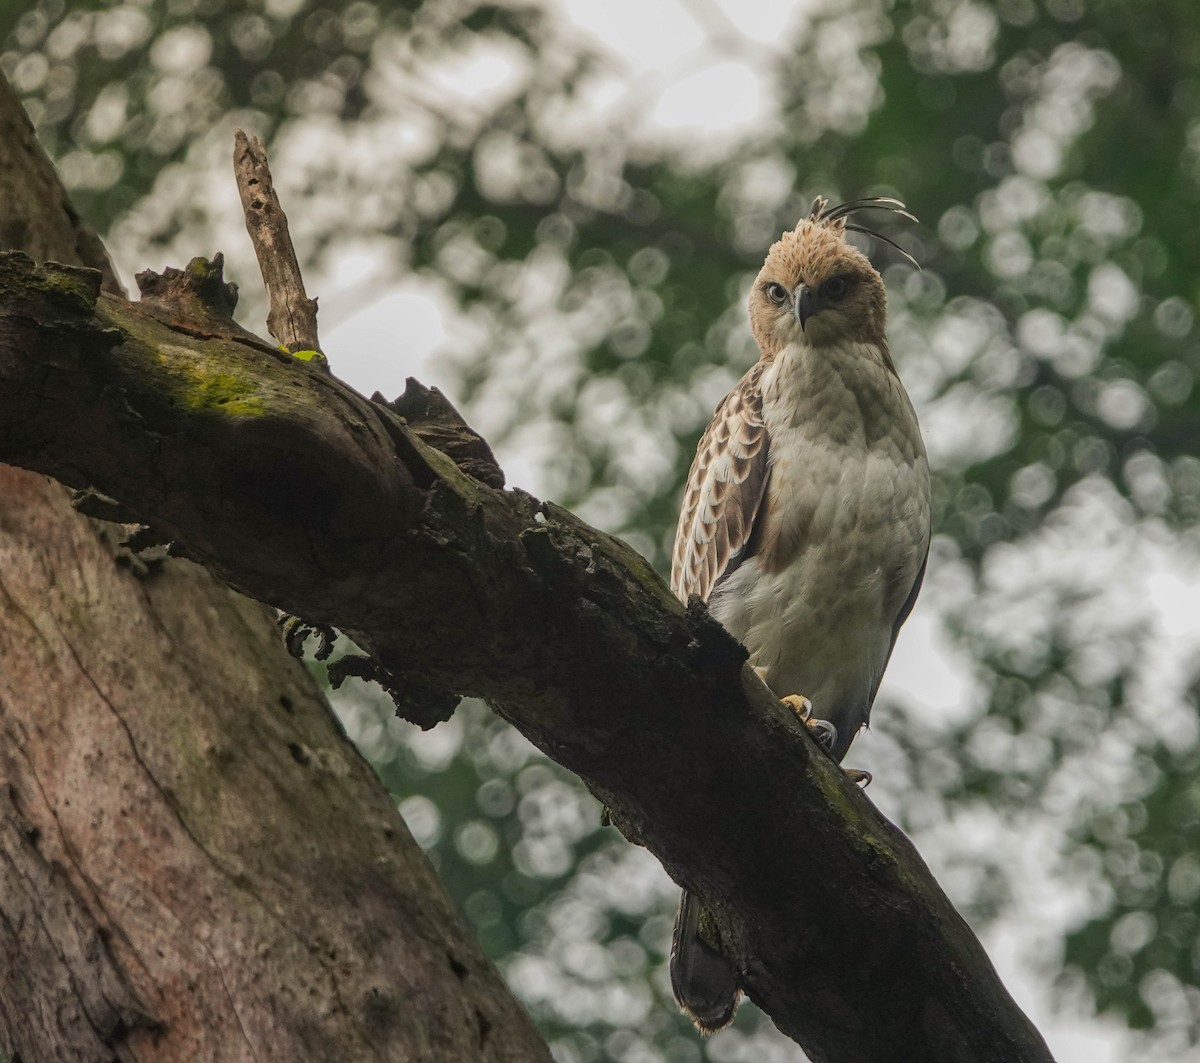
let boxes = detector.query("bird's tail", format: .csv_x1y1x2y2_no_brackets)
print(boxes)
670,888,739,1033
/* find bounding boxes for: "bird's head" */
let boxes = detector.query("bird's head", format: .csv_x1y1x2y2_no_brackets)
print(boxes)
748,196,917,357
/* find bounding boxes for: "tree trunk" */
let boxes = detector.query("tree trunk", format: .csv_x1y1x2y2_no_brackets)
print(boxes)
0,75,550,1063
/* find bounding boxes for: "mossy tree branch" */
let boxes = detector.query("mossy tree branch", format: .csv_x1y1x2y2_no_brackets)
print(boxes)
0,249,1052,1063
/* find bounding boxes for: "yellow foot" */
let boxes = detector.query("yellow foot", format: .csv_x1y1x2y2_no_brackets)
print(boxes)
780,694,838,753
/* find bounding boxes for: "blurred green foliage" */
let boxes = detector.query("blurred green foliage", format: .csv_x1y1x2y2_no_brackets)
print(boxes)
6,0,1200,1059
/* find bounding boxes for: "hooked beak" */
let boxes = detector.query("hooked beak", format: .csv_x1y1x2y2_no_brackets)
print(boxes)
795,286,817,330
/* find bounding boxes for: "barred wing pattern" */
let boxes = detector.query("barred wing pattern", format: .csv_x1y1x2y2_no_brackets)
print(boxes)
671,361,771,605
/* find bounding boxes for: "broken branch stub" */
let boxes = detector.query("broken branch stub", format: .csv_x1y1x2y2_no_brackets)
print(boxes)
233,129,323,363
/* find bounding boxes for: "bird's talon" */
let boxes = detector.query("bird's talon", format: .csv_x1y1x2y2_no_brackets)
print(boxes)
844,768,872,788
807,718,838,752
780,694,838,752
780,694,814,720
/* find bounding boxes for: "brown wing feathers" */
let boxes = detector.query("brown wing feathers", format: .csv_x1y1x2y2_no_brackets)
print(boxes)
671,361,771,604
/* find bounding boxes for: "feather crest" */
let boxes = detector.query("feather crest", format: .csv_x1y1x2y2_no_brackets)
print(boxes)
804,195,920,269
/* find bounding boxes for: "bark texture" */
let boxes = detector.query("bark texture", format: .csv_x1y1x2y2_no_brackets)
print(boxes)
0,250,1056,1062
0,76,550,1063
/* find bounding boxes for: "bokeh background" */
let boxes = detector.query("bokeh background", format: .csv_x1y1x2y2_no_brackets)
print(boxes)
5,1,1200,1059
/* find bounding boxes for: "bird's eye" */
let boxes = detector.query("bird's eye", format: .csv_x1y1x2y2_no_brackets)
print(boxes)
765,282,789,304
822,275,850,300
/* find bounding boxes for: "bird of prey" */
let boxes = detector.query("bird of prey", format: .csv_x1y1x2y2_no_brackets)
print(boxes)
668,196,931,1033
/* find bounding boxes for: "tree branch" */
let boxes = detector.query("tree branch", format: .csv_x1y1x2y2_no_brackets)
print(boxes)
0,249,1053,1063
233,129,322,358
